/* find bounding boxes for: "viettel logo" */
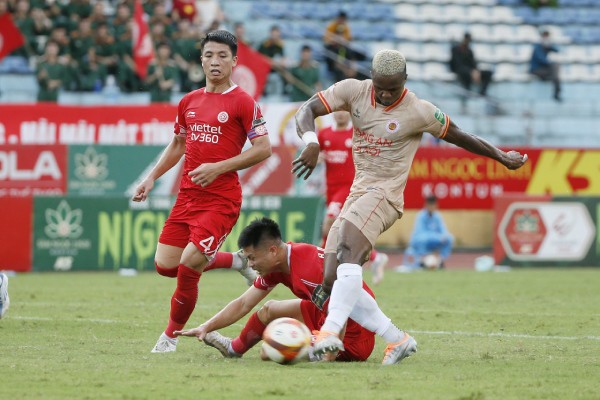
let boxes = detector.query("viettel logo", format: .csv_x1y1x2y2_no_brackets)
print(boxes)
74,147,108,181
44,200,83,239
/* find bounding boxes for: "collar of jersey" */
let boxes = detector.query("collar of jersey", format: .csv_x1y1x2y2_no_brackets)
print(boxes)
204,84,238,95
370,87,408,112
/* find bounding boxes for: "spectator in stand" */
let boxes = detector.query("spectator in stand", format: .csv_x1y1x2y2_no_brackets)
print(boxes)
93,22,118,75
173,19,204,92
146,42,178,103
77,47,107,92
11,0,36,58
70,18,94,62
527,0,557,8
288,45,321,102
530,30,561,101
30,7,53,55
323,11,354,82
398,195,454,271
36,41,68,102
65,0,92,22
111,3,131,42
257,25,286,97
233,22,249,46
150,3,174,38
115,21,145,93
449,33,492,97
88,1,108,29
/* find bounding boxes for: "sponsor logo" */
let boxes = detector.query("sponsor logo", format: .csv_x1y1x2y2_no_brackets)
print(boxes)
0,150,62,180
352,108,361,119
188,123,223,135
252,117,265,128
44,200,84,239
386,119,400,134
74,147,108,181
186,111,196,118
217,111,229,123
434,108,446,125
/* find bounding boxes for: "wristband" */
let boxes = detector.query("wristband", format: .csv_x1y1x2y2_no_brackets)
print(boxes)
302,131,319,146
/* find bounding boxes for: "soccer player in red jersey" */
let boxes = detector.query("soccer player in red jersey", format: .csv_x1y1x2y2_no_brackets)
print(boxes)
176,217,405,362
318,111,389,284
132,30,272,353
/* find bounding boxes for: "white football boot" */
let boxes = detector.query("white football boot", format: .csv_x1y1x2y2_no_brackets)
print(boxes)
312,330,345,358
0,273,9,319
233,249,257,286
151,332,178,353
382,334,417,365
371,253,389,285
203,331,241,358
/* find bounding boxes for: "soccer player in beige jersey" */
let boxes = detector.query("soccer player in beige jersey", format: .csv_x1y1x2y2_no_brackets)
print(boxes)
293,50,528,364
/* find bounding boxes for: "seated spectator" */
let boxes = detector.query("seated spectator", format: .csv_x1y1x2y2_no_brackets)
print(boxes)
400,196,454,270
527,0,557,9
257,25,286,96
172,19,204,92
37,41,68,102
323,11,354,81
77,47,107,92
529,30,561,101
146,42,178,103
287,45,321,102
449,33,492,97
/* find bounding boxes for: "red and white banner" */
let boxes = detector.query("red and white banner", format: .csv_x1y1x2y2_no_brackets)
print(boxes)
232,41,271,100
405,147,600,209
0,145,67,197
0,13,25,61
133,0,154,79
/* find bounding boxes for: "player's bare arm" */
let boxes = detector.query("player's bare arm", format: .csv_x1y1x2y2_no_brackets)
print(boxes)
132,135,186,201
188,135,271,187
174,286,270,340
442,121,528,170
292,95,330,180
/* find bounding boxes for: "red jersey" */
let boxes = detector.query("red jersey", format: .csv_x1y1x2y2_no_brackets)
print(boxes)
318,126,355,200
254,243,374,340
174,85,268,204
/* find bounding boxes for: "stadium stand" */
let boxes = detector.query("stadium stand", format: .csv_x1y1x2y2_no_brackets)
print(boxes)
1,0,599,146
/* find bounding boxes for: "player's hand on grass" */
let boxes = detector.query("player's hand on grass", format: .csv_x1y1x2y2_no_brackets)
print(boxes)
188,162,223,187
173,325,209,341
501,150,528,170
131,179,154,202
292,143,320,180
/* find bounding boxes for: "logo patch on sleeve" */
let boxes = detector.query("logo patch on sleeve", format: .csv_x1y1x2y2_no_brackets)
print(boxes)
252,116,265,128
434,108,446,125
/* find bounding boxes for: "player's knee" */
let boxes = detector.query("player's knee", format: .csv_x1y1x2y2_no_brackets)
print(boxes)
258,300,278,323
155,261,179,278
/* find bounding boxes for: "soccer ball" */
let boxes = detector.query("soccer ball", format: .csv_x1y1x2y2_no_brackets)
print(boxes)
422,253,441,270
261,317,312,365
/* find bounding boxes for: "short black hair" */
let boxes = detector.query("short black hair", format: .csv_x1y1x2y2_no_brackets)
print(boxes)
238,217,282,249
200,30,238,57
425,195,438,204
301,45,312,52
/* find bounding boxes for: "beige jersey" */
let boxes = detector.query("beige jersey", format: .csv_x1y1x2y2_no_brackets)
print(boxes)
317,79,450,212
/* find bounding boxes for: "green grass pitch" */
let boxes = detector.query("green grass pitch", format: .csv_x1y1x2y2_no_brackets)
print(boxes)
1,268,599,400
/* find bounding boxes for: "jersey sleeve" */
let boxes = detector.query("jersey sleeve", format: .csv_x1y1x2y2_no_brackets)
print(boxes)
415,99,451,139
240,97,269,141
317,79,359,114
253,274,278,291
173,94,189,138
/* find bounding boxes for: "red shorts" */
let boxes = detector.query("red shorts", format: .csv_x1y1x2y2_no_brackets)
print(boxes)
159,192,240,259
325,186,351,219
300,300,375,362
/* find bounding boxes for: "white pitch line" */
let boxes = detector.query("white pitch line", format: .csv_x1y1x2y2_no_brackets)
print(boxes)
11,316,600,341
410,330,600,341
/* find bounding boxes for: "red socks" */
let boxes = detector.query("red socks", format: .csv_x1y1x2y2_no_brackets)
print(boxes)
203,252,234,272
165,265,201,338
231,312,266,354
155,262,179,278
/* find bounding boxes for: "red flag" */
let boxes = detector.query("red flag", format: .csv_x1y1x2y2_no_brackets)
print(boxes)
0,13,25,61
132,0,153,80
232,41,271,100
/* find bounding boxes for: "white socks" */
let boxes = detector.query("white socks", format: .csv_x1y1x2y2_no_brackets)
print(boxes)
321,263,363,334
231,252,243,270
349,289,405,343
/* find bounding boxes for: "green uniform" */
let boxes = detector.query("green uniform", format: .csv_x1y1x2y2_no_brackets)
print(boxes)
289,64,320,102
37,61,67,102
147,62,178,103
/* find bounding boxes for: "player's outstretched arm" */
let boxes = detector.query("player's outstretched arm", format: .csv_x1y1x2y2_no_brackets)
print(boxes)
174,286,270,340
442,121,528,170
132,135,186,201
292,95,330,180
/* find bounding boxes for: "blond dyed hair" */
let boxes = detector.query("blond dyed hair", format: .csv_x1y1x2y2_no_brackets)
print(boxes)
372,50,407,76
